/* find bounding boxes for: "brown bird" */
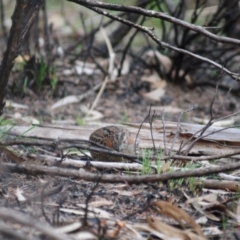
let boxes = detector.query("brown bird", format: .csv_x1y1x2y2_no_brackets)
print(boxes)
89,126,135,161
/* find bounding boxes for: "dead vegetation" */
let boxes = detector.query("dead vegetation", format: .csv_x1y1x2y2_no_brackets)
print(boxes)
1,0,240,239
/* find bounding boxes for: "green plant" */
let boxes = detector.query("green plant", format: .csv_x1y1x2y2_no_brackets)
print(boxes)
0,116,16,140
21,77,28,96
141,149,152,174
50,66,58,91
222,216,229,234
188,176,197,192
118,109,129,124
16,125,36,139
76,116,86,126
156,149,163,174
169,179,175,191
19,145,37,155
177,178,184,186
124,165,132,176
36,59,47,90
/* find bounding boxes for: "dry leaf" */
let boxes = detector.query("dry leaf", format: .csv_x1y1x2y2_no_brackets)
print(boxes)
60,206,111,219
134,223,168,239
146,216,190,240
113,189,142,196
88,198,113,208
186,193,218,204
153,201,204,237
5,100,29,109
55,222,82,234
15,188,26,202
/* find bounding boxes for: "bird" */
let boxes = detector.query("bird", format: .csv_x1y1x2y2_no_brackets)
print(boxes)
89,125,135,161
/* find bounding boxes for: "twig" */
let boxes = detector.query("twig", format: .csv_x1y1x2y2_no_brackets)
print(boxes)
51,82,102,109
149,108,156,154
118,15,145,76
69,0,240,80
134,107,152,155
3,161,240,184
83,180,100,226
40,182,52,225
69,0,240,46
85,27,115,117
169,105,195,156
161,110,167,156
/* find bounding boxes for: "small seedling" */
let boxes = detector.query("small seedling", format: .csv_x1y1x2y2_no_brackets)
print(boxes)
188,176,197,192
36,59,47,90
177,178,184,186
118,109,129,124
50,66,58,91
156,149,163,174
141,149,152,174
124,165,132,176
0,116,16,140
168,178,175,191
21,77,28,96
76,116,86,126
19,144,37,155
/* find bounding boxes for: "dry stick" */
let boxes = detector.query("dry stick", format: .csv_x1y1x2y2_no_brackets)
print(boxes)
69,0,240,46
83,180,100,226
179,79,222,155
187,74,225,153
149,109,156,154
3,161,240,184
169,106,195,156
118,15,145,76
197,179,240,192
0,208,71,240
181,77,238,155
161,110,167,156
214,110,240,123
85,27,115,117
180,124,240,157
29,154,145,171
51,81,102,110
4,138,240,163
4,131,240,161
18,148,240,171
211,74,232,118
74,3,240,80
134,106,152,155
40,182,52,225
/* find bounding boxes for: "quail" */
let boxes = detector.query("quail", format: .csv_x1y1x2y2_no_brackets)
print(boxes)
89,126,135,161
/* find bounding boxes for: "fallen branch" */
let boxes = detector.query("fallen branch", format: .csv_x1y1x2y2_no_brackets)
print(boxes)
3,161,240,184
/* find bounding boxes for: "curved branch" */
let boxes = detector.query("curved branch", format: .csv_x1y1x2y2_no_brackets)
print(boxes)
73,3,240,80
69,0,240,46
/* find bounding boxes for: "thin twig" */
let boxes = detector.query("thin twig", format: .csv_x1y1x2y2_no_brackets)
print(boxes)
85,27,115,117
